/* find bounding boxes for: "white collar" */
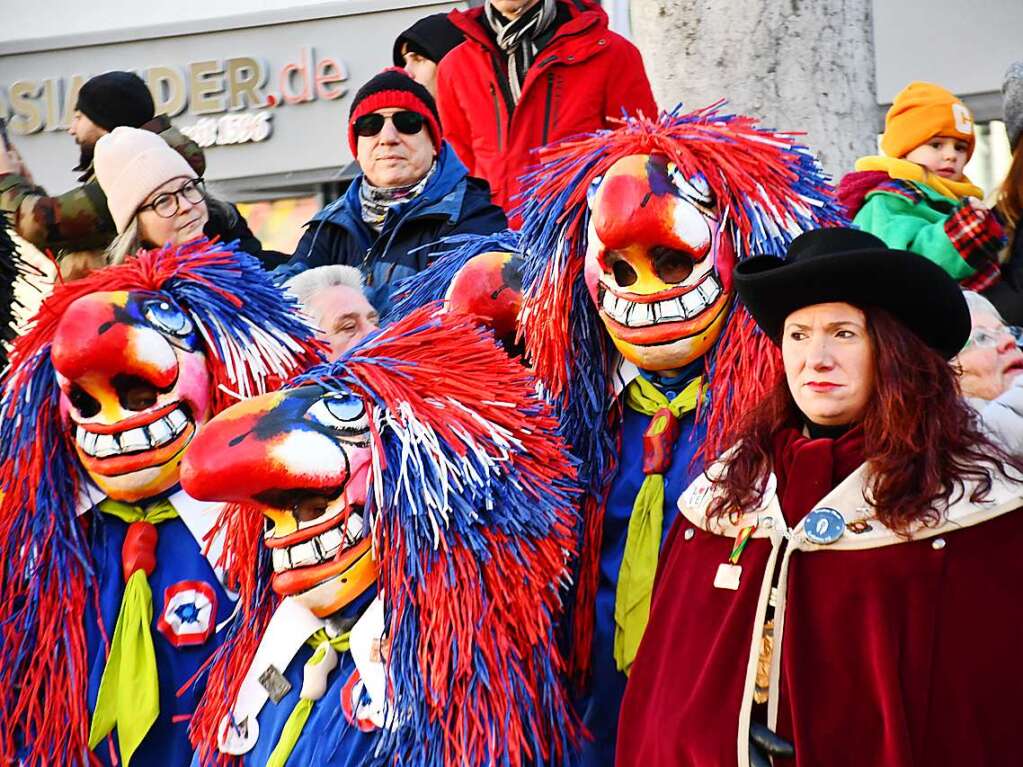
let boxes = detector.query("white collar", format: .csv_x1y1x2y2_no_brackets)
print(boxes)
77,483,228,581
679,460,1023,550
611,355,640,399
223,595,387,754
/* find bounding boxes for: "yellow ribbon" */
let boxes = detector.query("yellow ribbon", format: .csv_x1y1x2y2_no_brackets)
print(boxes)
88,498,177,766
265,628,352,767
614,375,702,674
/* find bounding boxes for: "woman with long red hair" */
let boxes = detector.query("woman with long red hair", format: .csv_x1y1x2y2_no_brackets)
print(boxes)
616,227,1023,767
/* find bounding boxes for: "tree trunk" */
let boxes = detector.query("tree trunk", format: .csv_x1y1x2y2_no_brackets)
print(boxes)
630,0,878,178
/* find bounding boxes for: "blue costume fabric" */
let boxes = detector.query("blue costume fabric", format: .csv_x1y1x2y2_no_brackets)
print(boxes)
578,365,707,767
191,591,378,767
85,508,234,766
198,647,375,767
279,142,507,304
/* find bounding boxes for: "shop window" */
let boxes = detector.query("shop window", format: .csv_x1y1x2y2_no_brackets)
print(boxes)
237,196,321,255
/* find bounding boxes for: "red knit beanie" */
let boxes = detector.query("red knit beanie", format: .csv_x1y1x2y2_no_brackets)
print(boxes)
348,68,442,155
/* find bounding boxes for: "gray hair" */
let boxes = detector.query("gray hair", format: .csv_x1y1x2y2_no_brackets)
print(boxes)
962,290,1005,323
284,265,366,312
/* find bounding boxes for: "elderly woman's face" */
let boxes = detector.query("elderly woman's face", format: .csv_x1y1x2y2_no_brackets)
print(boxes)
356,107,436,188
782,302,875,427
956,310,1023,400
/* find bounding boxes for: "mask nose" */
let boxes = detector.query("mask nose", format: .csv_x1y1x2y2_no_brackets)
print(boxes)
593,159,712,261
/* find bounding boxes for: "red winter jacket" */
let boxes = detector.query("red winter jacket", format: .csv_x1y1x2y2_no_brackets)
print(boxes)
437,0,657,216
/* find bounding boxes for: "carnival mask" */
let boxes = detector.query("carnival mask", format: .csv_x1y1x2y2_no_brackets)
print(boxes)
181,386,377,618
51,290,213,502
584,154,735,371
445,250,524,353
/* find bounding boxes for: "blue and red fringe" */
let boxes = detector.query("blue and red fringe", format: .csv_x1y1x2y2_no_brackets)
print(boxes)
515,104,846,684
0,241,322,766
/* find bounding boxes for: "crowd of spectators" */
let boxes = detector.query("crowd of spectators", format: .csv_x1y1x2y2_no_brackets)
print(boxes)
1,2,1022,438
2,4,1023,765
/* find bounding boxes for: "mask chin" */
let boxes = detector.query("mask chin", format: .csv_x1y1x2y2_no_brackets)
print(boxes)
288,540,379,618
610,303,730,372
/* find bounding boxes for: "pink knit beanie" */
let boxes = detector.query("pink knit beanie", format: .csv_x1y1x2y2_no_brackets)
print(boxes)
94,127,198,233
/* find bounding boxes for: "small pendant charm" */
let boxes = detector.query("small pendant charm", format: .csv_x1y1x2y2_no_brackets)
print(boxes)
259,664,292,703
713,562,742,590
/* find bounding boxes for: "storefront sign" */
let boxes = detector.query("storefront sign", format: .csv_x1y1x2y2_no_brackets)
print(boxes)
0,48,346,141
0,1,458,193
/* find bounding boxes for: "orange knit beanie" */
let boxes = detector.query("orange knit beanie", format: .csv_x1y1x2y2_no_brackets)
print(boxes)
881,81,975,160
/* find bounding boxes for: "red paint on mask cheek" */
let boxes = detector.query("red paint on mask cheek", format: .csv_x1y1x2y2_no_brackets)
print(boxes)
584,247,603,307
342,451,372,506
176,350,212,426
713,224,736,294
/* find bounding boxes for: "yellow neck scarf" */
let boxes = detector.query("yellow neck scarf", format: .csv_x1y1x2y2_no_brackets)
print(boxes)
614,374,702,674
855,155,983,201
89,498,179,766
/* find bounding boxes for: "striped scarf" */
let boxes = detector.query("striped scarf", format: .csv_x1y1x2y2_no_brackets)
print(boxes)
485,0,558,104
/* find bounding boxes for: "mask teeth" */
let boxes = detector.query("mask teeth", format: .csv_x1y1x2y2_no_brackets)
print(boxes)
269,512,366,573
600,273,721,327
75,405,189,457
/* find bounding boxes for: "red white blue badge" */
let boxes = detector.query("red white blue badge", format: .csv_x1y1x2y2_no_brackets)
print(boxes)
157,580,218,647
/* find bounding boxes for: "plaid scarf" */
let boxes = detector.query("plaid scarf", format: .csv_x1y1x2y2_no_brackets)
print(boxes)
485,0,558,104
358,161,436,232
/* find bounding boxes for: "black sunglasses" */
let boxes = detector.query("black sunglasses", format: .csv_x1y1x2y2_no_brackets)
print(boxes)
353,110,426,138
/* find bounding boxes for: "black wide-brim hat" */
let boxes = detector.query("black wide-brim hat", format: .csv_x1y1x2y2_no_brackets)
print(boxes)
733,227,970,359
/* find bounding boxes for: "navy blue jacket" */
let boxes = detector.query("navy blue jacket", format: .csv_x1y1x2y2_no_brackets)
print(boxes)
283,143,506,302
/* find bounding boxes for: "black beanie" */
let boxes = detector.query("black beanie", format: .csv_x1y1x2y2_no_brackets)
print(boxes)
392,13,465,66
75,71,155,131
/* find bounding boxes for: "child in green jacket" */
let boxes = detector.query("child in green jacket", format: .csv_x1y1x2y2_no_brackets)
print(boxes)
838,81,1006,293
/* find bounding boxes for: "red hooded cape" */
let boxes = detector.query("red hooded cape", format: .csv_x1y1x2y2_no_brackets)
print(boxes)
616,429,1023,766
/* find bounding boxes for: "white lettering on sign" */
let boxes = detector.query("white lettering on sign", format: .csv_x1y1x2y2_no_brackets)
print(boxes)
181,111,272,148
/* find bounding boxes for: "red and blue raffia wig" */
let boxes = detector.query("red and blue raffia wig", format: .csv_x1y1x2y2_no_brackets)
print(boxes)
190,304,581,767
515,105,846,682
387,230,523,320
0,241,324,766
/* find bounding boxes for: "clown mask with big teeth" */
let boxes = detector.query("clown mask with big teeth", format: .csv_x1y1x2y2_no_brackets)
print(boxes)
51,290,213,502
182,386,379,618
584,154,735,372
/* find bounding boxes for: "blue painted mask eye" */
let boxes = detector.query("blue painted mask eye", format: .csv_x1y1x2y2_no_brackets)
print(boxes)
307,391,370,445
586,175,604,209
324,394,365,424
143,298,193,337
667,163,714,207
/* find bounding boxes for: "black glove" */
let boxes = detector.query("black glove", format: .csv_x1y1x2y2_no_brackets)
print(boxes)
749,721,794,767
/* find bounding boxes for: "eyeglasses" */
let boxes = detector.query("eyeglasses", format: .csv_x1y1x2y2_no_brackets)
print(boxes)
963,325,1023,350
137,178,207,218
353,111,425,138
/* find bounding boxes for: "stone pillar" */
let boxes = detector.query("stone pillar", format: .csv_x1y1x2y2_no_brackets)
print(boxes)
630,0,878,177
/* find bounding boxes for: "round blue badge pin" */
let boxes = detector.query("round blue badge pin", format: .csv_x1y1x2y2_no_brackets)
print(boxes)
804,507,845,545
